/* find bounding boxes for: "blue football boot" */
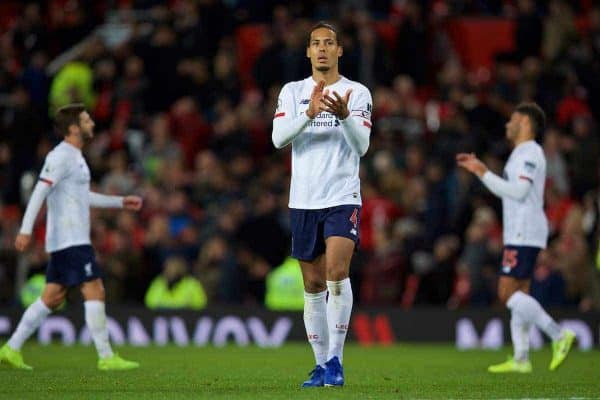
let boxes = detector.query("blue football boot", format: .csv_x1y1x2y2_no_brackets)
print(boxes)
301,365,325,388
324,356,344,387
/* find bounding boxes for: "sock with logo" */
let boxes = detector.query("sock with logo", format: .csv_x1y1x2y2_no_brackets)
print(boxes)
507,291,562,342
7,298,51,350
303,290,328,367
326,278,353,363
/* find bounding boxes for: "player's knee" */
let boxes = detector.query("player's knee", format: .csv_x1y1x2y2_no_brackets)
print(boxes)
304,280,326,293
41,293,64,310
84,286,105,301
95,284,105,298
327,263,349,282
498,288,515,307
81,279,105,301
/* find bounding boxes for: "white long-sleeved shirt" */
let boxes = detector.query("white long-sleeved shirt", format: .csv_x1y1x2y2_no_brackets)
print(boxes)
480,140,548,248
272,76,372,209
481,171,531,201
19,141,123,252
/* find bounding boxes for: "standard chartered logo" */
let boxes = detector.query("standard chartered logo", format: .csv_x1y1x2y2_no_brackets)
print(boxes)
308,113,339,128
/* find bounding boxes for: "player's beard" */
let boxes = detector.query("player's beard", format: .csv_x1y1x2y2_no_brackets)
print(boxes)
81,127,94,141
315,65,330,72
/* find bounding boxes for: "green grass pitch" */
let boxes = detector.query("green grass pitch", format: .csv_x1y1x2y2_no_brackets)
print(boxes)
0,343,598,399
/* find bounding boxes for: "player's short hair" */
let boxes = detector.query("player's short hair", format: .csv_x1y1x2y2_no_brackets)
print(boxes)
515,102,546,137
54,103,86,137
307,21,341,47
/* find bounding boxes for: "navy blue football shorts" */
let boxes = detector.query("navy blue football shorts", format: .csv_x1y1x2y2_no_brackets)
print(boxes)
499,245,541,279
290,205,361,262
46,244,102,287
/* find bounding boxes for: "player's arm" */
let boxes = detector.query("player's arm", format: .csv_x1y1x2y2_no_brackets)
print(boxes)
272,81,324,149
456,153,532,201
320,87,372,156
89,192,124,208
89,192,143,211
16,155,66,251
15,181,52,251
480,171,532,201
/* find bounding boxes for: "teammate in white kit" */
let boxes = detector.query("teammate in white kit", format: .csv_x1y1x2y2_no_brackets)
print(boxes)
272,22,372,387
457,102,575,373
0,104,142,371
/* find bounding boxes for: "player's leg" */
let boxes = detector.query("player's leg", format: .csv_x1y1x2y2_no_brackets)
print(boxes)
511,279,532,364
489,276,533,373
491,246,574,372
80,278,138,370
80,278,112,359
324,236,354,364
321,205,360,387
322,236,354,387
502,278,575,371
301,256,328,366
292,208,328,387
75,245,137,370
0,283,65,370
300,256,328,387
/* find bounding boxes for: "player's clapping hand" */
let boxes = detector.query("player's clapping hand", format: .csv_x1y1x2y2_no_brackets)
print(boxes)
306,80,325,119
320,89,352,120
15,233,31,252
456,153,488,177
123,196,143,211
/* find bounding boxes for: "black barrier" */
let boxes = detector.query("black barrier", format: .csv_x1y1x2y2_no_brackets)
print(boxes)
0,307,597,349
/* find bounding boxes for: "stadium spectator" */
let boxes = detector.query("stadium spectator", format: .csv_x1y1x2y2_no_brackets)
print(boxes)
264,257,304,311
145,256,207,310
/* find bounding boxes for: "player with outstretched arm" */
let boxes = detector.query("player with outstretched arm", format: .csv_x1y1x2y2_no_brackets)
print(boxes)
0,104,142,371
457,102,575,373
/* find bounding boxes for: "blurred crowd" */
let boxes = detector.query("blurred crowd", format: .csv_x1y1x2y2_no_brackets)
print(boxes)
0,0,599,310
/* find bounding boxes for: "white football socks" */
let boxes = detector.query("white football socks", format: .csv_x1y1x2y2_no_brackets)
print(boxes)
7,298,51,350
510,311,530,361
326,278,353,363
84,300,114,359
507,291,562,342
303,290,328,367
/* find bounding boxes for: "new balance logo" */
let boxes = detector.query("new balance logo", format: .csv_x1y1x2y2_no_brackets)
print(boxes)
84,262,92,277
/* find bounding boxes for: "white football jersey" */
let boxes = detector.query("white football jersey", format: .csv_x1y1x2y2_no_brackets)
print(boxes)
502,140,548,248
38,141,92,252
276,76,372,209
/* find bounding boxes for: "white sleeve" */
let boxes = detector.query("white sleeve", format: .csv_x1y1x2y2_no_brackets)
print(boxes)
481,171,532,201
272,84,311,149
514,151,540,185
89,192,124,208
38,152,69,186
19,181,51,234
340,87,372,156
